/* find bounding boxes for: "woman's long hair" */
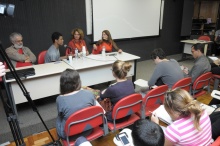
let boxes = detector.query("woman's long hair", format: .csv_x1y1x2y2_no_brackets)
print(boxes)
164,89,203,130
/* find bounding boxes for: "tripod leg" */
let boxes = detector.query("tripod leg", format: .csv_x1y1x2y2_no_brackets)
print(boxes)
0,86,25,146
3,79,19,119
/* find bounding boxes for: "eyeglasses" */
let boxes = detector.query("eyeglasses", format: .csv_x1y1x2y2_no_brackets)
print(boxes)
15,39,23,43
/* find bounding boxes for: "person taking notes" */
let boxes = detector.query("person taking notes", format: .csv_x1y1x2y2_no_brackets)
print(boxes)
148,48,184,88
151,89,212,146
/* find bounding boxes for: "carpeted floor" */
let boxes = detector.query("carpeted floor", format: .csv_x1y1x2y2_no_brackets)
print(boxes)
0,54,195,144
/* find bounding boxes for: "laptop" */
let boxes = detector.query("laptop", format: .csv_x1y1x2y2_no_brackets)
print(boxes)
6,67,35,80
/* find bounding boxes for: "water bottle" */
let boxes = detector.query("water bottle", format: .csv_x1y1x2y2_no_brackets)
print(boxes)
82,46,86,60
102,46,106,57
75,48,78,60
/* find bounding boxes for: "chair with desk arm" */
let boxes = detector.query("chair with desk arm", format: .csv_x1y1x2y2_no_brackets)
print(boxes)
198,35,212,55
107,93,142,132
137,85,168,119
172,77,192,93
62,106,108,146
191,72,212,98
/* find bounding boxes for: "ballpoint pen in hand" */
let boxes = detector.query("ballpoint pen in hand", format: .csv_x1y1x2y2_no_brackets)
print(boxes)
149,110,156,116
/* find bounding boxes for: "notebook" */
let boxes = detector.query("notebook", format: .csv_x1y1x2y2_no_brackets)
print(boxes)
153,105,172,125
200,103,215,115
6,67,35,80
211,90,220,100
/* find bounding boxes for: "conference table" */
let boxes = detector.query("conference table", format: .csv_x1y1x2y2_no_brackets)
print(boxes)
5,52,140,105
179,39,212,61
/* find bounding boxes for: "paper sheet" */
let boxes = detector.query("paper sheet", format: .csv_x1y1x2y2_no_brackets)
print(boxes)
200,103,215,115
134,79,148,87
153,105,172,125
208,56,218,61
211,90,220,100
86,54,116,61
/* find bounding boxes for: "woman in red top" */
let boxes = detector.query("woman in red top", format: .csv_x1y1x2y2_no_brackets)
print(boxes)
92,30,122,54
67,28,89,56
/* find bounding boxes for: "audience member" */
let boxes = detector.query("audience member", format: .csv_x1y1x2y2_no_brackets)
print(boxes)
113,119,164,146
151,88,212,145
56,69,96,139
214,29,220,55
148,48,184,88
45,32,68,63
68,28,89,56
209,111,220,140
92,30,122,54
210,58,220,75
183,43,211,82
0,62,5,77
215,29,220,43
98,60,134,122
132,119,164,146
6,32,36,68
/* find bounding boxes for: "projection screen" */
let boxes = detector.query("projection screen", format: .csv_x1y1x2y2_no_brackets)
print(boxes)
92,0,162,41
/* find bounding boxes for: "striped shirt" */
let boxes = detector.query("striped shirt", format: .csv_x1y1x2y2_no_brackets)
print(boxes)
165,111,212,146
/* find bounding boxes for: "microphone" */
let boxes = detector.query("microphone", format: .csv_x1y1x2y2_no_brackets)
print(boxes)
64,45,73,54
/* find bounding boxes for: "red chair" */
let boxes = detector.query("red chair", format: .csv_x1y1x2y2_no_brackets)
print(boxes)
38,50,47,64
211,136,220,146
107,93,142,132
65,48,72,56
172,77,192,93
191,72,212,98
62,106,108,146
198,35,211,41
140,85,168,118
198,35,211,55
92,48,100,54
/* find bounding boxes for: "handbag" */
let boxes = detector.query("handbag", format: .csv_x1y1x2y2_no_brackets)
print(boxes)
98,98,112,112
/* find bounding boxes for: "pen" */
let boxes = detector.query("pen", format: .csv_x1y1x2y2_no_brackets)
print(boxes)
149,110,156,116
215,93,220,96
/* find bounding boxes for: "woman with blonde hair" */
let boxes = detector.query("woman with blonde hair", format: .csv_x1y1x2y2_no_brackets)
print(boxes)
151,89,212,146
92,30,122,54
67,28,89,56
98,60,134,121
